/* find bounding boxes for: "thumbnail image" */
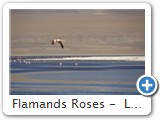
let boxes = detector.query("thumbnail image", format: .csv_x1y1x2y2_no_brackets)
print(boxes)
10,9,145,95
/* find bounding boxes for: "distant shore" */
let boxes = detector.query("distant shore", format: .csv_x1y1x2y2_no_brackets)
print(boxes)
11,55,145,61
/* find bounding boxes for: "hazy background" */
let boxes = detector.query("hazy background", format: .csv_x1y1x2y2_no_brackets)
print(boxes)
10,9,145,56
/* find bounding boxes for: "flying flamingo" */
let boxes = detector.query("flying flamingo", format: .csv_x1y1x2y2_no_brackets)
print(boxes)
52,39,65,49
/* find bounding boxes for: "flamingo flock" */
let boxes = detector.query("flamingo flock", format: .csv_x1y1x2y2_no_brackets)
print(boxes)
10,56,79,66
10,38,79,66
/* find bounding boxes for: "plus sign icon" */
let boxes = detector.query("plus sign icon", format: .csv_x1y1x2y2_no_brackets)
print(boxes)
137,75,158,96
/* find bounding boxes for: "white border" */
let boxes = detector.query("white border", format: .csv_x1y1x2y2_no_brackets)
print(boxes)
3,3,151,115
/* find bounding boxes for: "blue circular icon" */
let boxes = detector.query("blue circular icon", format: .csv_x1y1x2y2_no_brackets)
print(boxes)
137,75,158,96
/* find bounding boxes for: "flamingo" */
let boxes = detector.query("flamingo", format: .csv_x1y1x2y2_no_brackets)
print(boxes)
52,39,65,49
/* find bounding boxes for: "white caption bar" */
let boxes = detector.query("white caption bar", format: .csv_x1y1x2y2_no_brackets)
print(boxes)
3,95,151,115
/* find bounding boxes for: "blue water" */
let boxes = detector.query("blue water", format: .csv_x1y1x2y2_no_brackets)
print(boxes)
10,59,144,95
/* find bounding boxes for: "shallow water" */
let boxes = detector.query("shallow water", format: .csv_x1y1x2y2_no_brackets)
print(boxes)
10,58,144,95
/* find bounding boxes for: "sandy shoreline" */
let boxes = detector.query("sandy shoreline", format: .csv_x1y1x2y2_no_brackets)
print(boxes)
10,73,137,93
10,73,136,85
24,56,144,61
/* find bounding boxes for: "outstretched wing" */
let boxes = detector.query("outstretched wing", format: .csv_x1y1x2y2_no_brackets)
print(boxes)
52,40,55,45
58,41,64,48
